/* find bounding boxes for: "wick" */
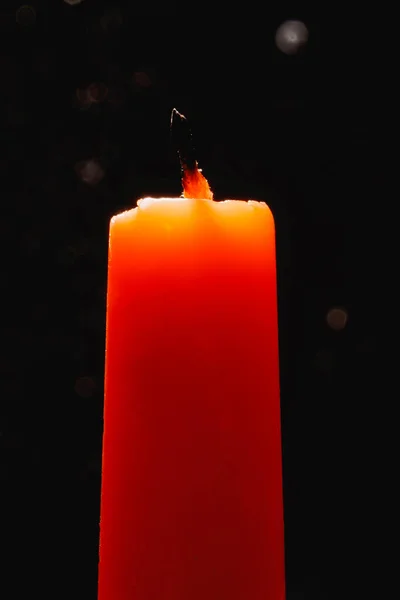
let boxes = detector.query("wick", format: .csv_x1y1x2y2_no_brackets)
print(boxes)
170,108,213,200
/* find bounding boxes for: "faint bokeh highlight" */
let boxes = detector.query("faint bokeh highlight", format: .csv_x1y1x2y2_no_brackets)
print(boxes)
87,82,108,103
75,159,105,185
275,20,309,55
74,376,96,398
326,307,348,331
16,5,36,27
76,83,108,110
133,71,152,89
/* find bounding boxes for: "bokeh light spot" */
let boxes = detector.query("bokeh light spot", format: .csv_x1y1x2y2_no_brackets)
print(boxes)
16,5,36,27
76,83,108,109
133,71,152,88
75,159,104,185
74,376,96,398
326,307,348,331
64,0,84,5
87,82,108,103
275,20,309,55
76,88,91,110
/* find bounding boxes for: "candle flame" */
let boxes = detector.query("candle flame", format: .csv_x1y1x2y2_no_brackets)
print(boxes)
182,167,213,200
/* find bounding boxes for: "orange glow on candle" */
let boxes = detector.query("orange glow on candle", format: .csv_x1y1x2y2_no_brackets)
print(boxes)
98,112,285,600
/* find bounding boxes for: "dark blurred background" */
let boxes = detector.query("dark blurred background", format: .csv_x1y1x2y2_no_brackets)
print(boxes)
1,2,385,599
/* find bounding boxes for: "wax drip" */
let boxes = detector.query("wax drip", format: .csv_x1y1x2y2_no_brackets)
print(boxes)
170,108,213,200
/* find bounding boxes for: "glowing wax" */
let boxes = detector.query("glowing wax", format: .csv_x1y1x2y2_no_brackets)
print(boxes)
98,192,285,600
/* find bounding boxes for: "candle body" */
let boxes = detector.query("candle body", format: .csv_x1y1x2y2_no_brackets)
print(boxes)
99,198,285,600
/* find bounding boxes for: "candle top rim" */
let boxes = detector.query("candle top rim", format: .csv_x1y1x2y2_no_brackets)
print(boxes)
111,197,271,225
137,197,267,209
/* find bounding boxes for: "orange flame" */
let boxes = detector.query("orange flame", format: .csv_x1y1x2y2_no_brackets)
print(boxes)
182,167,213,201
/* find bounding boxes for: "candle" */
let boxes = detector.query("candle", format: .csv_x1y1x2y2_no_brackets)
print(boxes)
98,112,285,600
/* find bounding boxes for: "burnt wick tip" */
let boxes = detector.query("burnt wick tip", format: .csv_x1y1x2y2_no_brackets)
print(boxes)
170,108,213,201
171,107,186,125
170,108,197,173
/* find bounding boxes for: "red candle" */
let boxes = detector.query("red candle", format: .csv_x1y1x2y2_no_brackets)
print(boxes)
98,159,285,600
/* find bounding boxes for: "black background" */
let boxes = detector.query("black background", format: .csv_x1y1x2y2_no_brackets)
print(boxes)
1,2,385,599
